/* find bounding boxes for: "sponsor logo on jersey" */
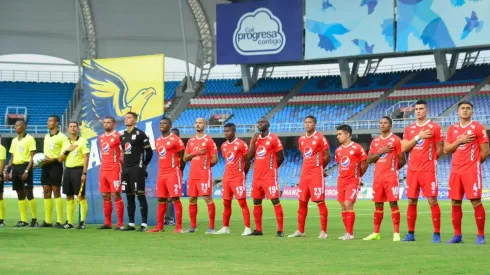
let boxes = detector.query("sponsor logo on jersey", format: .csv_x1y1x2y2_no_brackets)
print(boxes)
158,146,166,157
226,151,235,162
124,143,132,152
102,142,110,153
304,146,313,157
257,146,266,157
341,156,350,167
416,138,424,146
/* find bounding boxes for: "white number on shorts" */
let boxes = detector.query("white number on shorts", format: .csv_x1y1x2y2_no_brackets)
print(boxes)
391,187,399,197
113,180,121,189
201,183,209,192
174,184,179,194
431,182,437,191
314,187,323,197
473,183,480,191
236,186,244,196
350,189,357,199
268,186,277,195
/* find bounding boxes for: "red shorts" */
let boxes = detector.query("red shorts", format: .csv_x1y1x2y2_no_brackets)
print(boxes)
156,170,182,198
298,176,325,202
251,178,279,200
372,180,399,202
449,172,482,200
337,184,359,203
99,171,121,193
222,179,247,200
187,178,212,197
406,171,438,198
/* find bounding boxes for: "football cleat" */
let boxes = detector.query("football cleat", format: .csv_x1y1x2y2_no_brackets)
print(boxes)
340,233,354,240
214,227,230,235
401,233,416,242
393,233,401,242
276,231,284,237
138,225,148,232
241,227,252,236
54,222,64,229
15,221,29,227
205,228,216,235
63,222,74,229
121,225,136,231
363,233,380,241
318,231,328,239
447,235,463,244
40,221,53,228
288,230,305,238
182,227,198,233
432,233,441,243
148,227,164,233
476,235,485,245
97,224,112,230
248,230,263,236
76,222,86,230
29,219,39,228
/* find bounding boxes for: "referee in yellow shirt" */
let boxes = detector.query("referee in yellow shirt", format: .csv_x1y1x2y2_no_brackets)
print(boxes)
0,140,6,226
5,119,38,227
41,115,68,228
58,121,89,229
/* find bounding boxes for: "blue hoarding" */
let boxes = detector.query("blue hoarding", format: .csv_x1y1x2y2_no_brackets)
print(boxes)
305,0,395,59
216,0,303,64
396,0,490,52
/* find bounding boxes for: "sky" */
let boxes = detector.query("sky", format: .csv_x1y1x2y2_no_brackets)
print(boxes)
1,51,489,82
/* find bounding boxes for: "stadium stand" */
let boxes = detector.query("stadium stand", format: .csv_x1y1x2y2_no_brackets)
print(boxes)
201,77,302,96
164,80,179,110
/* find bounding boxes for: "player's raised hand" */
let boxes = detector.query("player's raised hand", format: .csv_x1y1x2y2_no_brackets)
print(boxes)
67,144,79,152
457,134,476,144
251,132,260,143
199,148,208,155
418,130,432,139
379,144,394,154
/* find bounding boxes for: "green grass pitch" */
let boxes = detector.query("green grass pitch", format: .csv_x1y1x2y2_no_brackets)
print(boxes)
0,198,488,274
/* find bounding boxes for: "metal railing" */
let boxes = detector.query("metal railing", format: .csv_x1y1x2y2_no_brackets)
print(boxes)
175,115,490,134
0,70,79,83
0,125,47,134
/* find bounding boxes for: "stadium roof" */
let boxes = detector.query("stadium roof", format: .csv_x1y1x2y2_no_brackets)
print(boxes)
0,0,229,64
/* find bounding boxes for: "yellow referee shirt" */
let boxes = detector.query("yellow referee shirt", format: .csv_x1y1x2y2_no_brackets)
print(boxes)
62,137,90,168
0,145,6,161
44,131,68,159
9,134,36,165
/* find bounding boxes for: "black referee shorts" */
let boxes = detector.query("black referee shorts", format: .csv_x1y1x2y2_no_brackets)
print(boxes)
41,161,63,186
12,163,33,191
121,167,146,195
0,179,4,193
62,167,85,197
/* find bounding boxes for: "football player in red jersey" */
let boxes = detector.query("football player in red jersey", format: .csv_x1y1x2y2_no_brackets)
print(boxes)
288,116,331,238
183,118,218,234
444,101,489,244
362,116,406,242
335,124,368,240
98,116,125,230
148,118,186,233
247,118,285,237
400,100,444,242
214,123,252,235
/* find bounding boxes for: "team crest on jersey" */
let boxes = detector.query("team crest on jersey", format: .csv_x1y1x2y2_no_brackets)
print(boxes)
49,142,55,150
312,141,316,145
167,142,171,145
350,150,354,155
102,142,110,152
304,147,313,157
266,141,270,145
110,138,114,142
257,146,266,157
158,146,166,156
124,143,132,152
202,142,206,146
72,149,78,156
340,156,350,167
226,151,235,162
18,146,25,153
234,146,238,150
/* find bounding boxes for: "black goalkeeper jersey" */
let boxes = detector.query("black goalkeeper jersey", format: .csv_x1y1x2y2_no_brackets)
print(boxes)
120,127,153,172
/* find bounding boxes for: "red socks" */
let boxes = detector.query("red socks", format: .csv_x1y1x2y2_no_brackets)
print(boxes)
173,199,183,229
238,199,250,228
274,203,284,232
431,203,441,233
157,202,167,229
103,200,112,226
341,211,347,231
223,199,232,227
373,207,384,233
207,202,216,229
189,203,197,228
407,204,417,232
345,211,355,235
452,204,463,235
391,206,400,233
115,198,124,227
474,203,486,236
253,205,263,231
317,201,328,233
298,200,308,233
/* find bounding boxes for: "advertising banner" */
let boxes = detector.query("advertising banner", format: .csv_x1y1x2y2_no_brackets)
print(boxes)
396,0,490,52
305,0,395,59
81,54,164,224
216,0,303,64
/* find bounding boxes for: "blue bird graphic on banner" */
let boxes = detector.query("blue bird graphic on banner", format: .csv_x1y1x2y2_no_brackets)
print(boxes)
352,39,375,54
461,11,484,39
306,19,350,52
360,0,378,15
82,60,156,133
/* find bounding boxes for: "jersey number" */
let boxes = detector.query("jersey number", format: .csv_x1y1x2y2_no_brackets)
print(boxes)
268,186,277,195
174,184,179,195
350,189,357,199
236,186,244,196
201,183,209,192
314,187,323,197
391,187,399,197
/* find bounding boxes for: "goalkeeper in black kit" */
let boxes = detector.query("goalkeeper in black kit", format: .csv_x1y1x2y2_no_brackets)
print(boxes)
120,112,154,232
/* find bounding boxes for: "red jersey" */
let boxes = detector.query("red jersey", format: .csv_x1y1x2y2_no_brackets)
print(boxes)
335,142,367,185
221,138,248,181
446,120,488,173
251,133,283,180
185,135,217,180
99,131,121,172
369,133,402,180
298,131,329,177
403,120,443,172
155,133,185,175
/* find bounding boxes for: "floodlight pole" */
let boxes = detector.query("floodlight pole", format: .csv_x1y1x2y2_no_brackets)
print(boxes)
75,0,82,81
178,0,193,92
